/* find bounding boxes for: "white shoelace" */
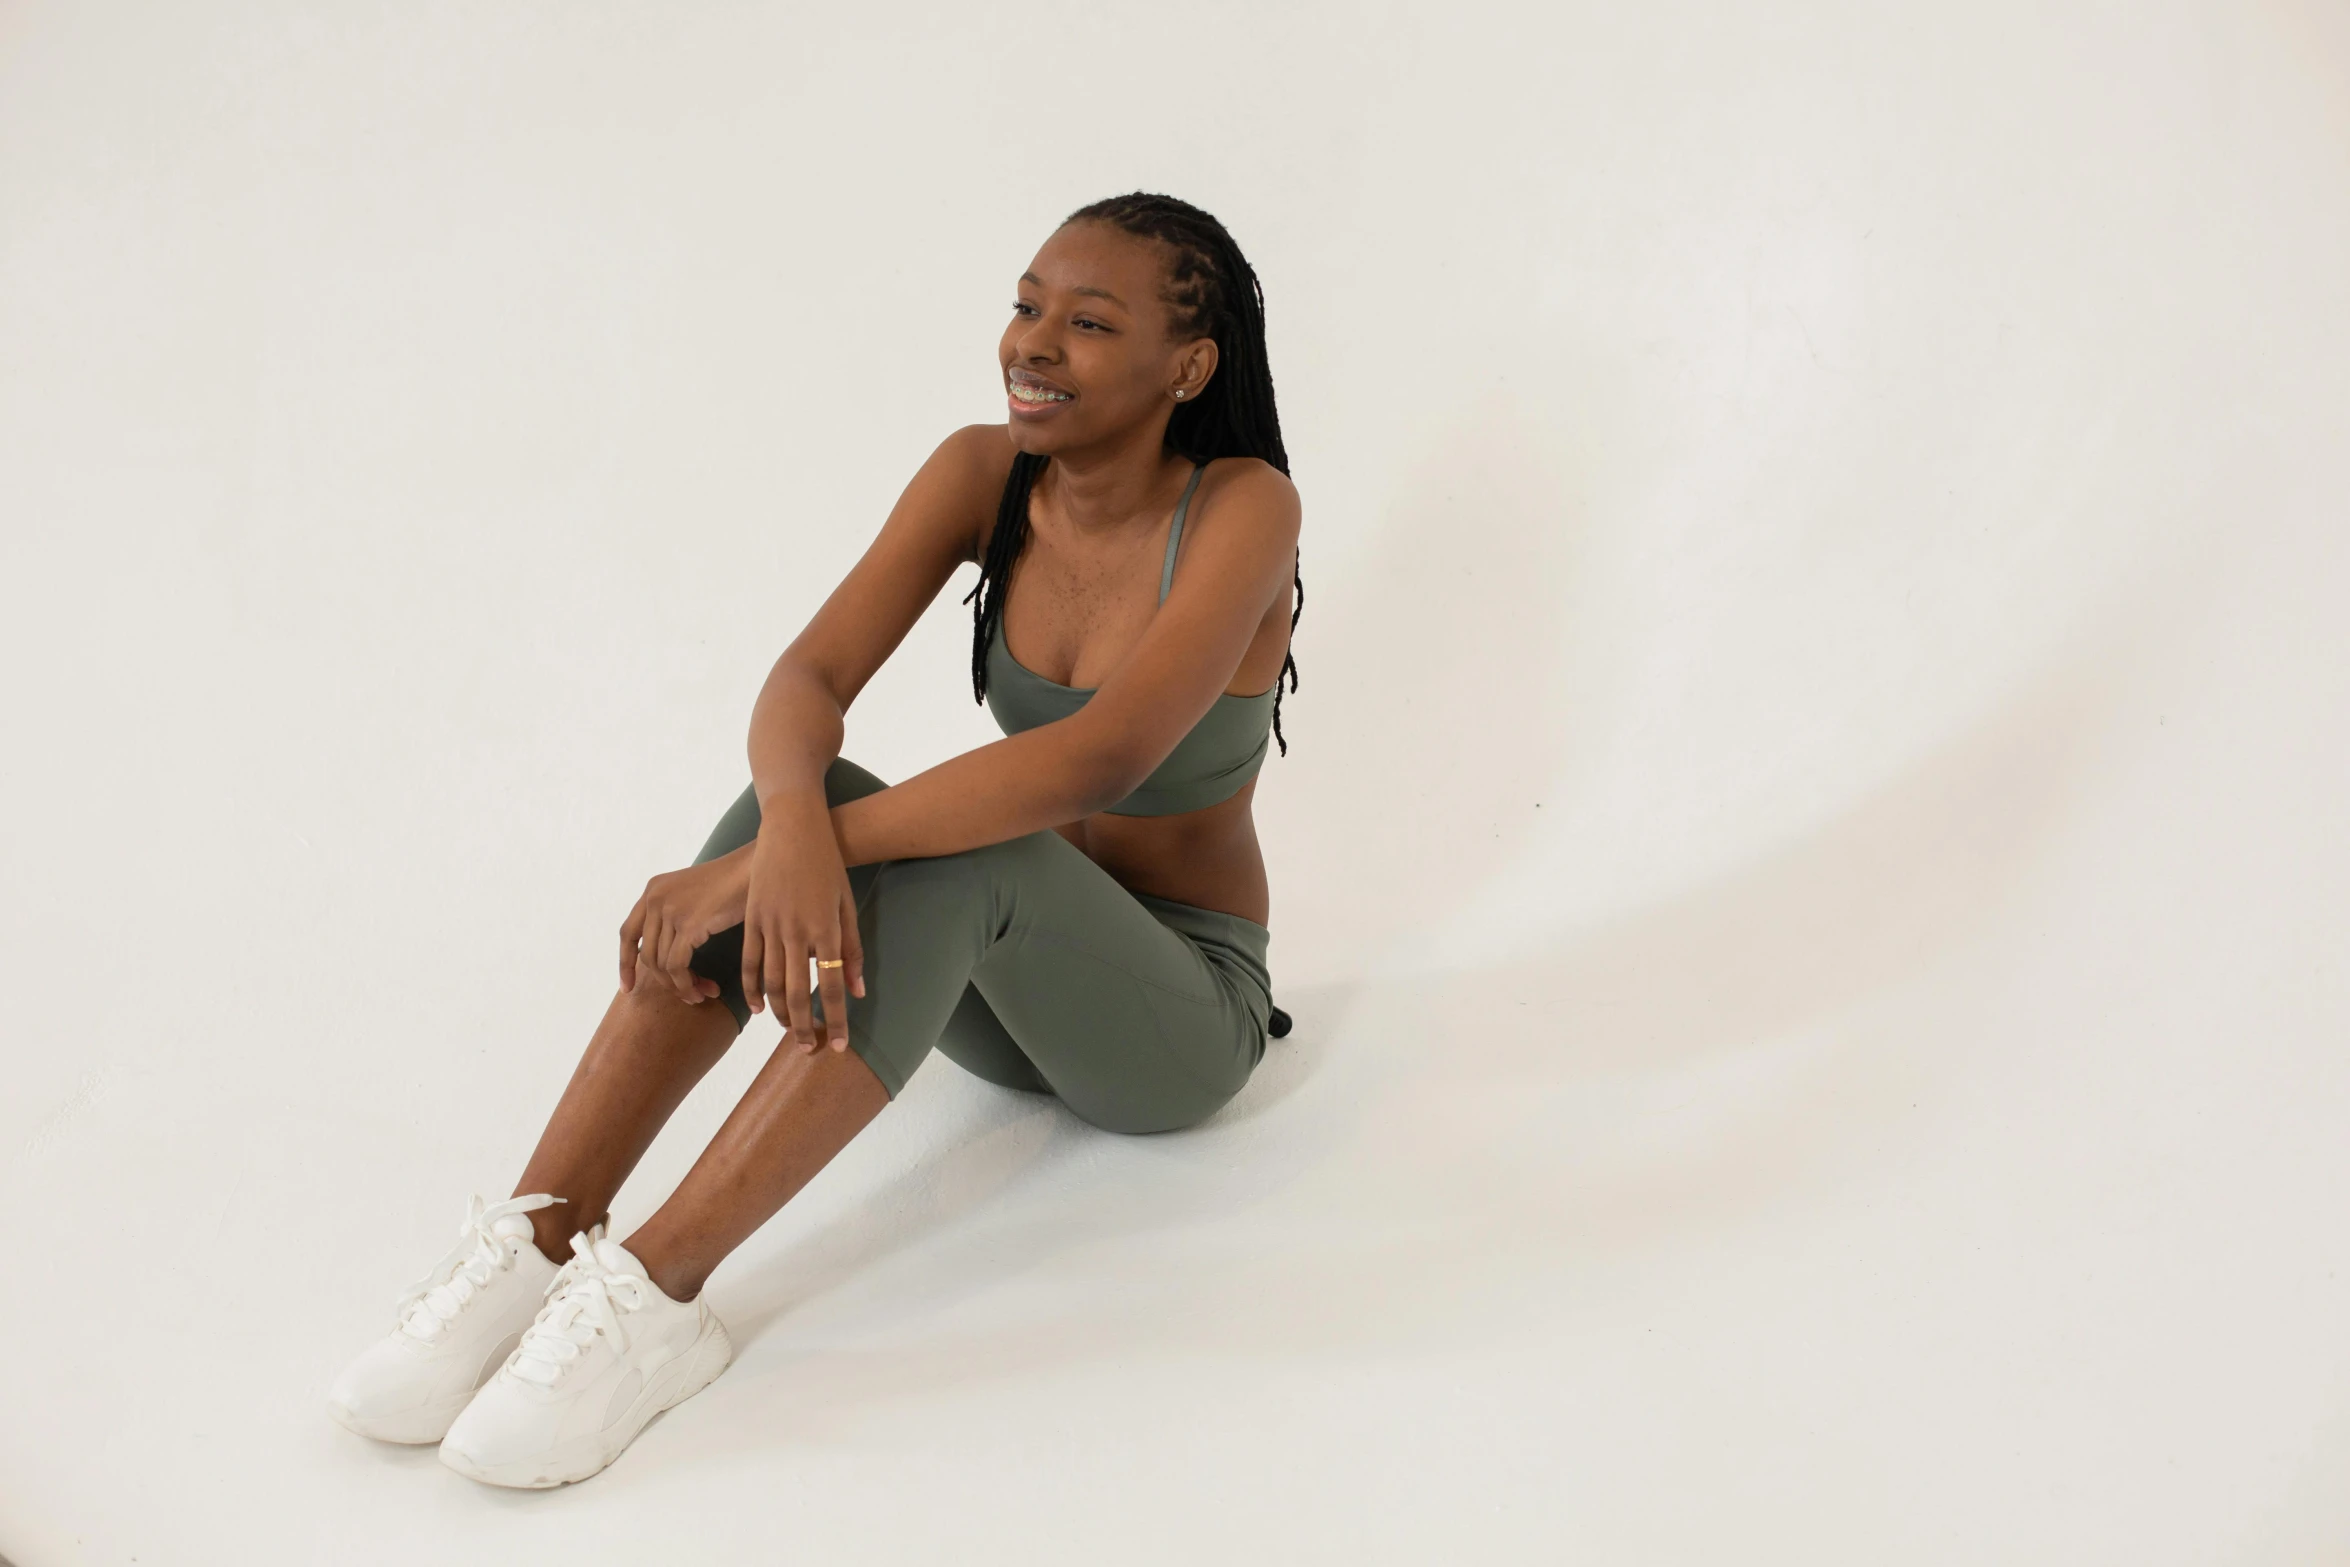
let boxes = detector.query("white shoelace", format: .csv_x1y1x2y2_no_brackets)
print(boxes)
392,1192,562,1340
507,1233,655,1388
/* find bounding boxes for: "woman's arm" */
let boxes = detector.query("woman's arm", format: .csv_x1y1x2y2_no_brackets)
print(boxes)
734,422,1016,1049
828,720,1141,866
736,440,1294,1050
746,426,1128,842
747,425,998,812
828,459,1302,867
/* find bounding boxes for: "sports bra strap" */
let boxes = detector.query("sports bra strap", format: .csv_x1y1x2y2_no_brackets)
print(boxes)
1157,461,1209,605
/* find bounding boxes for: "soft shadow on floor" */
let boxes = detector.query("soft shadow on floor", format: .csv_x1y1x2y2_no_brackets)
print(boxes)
1212,977,1362,1126
660,543,2213,1463
715,974,1363,1351
715,1084,1072,1346
652,463,2214,1476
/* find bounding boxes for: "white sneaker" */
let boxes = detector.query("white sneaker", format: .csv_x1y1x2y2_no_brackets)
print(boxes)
439,1230,733,1488
326,1192,583,1444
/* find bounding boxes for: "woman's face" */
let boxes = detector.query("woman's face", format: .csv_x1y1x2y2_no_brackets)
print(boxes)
999,220,1219,455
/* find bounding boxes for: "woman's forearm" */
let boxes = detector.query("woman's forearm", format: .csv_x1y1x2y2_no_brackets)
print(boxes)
829,720,1132,868
748,658,846,811
748,645,1131,867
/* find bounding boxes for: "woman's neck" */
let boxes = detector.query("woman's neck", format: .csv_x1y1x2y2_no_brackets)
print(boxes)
1034,429,1192,536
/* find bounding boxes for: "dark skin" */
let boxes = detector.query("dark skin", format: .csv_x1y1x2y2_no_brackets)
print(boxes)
511,219,1302,1301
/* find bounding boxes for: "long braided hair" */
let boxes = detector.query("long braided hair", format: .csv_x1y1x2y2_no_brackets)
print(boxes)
964,192,1303,755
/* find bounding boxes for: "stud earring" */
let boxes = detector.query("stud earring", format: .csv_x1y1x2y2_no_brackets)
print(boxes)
1173,389,1186,399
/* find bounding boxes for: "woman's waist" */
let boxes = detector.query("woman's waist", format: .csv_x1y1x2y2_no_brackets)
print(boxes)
1074,801,1266,925
1057,802,1276,1024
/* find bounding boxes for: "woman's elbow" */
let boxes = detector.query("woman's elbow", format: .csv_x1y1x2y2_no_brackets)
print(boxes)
1064,729,1156,816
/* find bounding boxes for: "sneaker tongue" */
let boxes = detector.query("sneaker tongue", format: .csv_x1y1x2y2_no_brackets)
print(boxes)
490,1214,538,1244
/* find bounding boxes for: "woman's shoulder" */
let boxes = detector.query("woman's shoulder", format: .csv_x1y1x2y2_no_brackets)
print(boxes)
922,434,1297,561
918,424,1024,563
1193,455,1301,548
934,431,1291,502
934,423,1025,496
1197,452,1292,488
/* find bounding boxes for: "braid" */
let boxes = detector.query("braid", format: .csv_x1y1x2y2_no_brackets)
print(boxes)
962,448,1048,702
966,192,1303,755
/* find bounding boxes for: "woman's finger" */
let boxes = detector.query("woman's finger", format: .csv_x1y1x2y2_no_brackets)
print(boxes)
682,926,718,1006
784,936,818,1052
677,921,720,1005
815,923,850,1052
619,892,649,992
761,920,796,1035
648,911,677,999
638,903,669,999
740,916,767,1016
658,915,699,1005
839,885,867,1001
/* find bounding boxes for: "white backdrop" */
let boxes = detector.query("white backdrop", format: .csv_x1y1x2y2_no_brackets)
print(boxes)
4,1,2347,1561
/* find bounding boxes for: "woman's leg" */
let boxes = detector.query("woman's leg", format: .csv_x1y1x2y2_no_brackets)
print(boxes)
504,760,887,1269
679,760,1054,1100
852,831,1271,1133
682,768,1268,1132
617,1032,889,1301
552,758,1270,1302
507,978,745,1268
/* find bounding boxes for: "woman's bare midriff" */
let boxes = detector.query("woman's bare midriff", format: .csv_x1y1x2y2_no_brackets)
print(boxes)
995,450,1290,930
1053,778,1269,926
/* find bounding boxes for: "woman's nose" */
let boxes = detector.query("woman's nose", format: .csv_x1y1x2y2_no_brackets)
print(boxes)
1011,317,1062,361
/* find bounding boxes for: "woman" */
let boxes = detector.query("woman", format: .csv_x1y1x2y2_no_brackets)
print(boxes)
325,192,1304,1488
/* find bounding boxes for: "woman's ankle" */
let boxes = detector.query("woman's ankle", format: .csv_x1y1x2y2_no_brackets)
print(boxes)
523,1198,609,1267
617,1224,707,1302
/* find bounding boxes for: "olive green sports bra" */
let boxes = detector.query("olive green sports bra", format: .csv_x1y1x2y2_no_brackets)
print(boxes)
986,460,1277,817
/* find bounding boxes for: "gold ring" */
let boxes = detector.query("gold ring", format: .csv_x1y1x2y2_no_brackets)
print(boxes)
815,959,845,969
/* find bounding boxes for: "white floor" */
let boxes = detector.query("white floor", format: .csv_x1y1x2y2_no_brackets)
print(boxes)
5,2,2348,1561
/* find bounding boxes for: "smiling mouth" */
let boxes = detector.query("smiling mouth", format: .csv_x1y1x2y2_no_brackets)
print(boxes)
1009,380,1073,405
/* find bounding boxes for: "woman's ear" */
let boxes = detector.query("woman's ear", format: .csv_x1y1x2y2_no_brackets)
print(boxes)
1172,336,1221,399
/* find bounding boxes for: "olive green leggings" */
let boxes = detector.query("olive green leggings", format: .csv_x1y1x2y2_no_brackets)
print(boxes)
686,758,1273,1134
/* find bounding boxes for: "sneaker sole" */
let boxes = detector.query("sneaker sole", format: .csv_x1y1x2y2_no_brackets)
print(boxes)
327,1323,536,1445
439,1312,734,1489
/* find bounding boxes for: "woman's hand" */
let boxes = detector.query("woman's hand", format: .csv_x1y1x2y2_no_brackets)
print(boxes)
619,850,752,1006
740,788,866,1054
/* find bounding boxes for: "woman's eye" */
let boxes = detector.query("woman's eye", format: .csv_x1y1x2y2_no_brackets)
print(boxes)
1008,302,1107,331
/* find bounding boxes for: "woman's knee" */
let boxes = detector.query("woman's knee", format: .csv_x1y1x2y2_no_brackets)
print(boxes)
626,950,750,1034
666,925,749,1031
699,760,887,865
824,756,888,807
